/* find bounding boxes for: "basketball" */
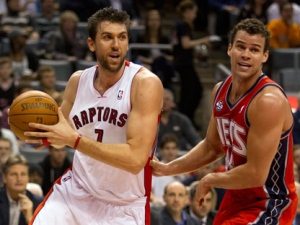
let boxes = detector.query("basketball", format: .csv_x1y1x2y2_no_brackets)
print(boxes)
8,90,59,141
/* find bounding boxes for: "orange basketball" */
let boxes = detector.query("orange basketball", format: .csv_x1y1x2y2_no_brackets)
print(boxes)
8,90,59,141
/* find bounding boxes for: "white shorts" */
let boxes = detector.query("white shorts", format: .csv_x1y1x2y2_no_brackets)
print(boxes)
30,170,147,225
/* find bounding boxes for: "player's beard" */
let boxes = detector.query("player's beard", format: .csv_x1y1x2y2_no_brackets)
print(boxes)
98,54,126,73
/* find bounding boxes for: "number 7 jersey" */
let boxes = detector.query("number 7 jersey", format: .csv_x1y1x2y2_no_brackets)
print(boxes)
69,61,155,204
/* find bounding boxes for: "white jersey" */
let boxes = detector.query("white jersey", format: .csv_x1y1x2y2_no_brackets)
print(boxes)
69,61,151,204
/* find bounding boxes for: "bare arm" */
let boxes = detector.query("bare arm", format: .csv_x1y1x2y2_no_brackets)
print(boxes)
181,35,211,49
151,83,224,176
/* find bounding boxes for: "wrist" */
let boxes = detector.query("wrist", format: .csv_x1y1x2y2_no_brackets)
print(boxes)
73,134,82,149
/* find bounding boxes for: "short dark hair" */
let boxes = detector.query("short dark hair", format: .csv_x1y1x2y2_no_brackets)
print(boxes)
2,154,29,175
36,65,55,81
230,18,270,52
160,133,179,149
176,0,196,15
87,7,131,41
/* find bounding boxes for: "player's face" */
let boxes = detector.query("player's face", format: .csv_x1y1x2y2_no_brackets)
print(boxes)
227,30,269,80
190,191,213,218
88,21,128,73
3,164,29,194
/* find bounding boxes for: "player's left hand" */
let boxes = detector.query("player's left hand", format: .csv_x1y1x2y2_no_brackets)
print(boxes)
150,157,168,177
195,178,211,207
24,108,78,150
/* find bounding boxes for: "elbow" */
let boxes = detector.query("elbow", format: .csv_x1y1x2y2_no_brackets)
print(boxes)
246,169,267,188
129,158,148,175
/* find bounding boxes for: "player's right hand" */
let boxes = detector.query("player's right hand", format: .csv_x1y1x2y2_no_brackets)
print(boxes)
150,157,167,177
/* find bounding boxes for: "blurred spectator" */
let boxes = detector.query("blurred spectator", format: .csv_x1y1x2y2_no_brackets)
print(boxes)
1,82,34,130
43,10,92,62
294,144,300,181
209,0,246,45
0,137,13,187
182,164,226,211
152,133,186,206
20,0,40,16
267,2,300,48
39,145,71,195
28,163,44,187
0,137,13,166
0,154,43,225
294,160,300,224
134,9,175,90
36,65,63,100
267,0,300,25
159,89,201,150
33,0,60,38
2,29,40,81
171,0,212,127
293,92,300,144
0,57,15,113
0,0,39,40
98,0,140,26
58,0,98,22
158,180,198,225
238,0,272,24
186,181,217,224
0,119,19,154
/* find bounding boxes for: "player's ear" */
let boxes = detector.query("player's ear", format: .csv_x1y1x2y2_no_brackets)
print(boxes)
87,37,95,52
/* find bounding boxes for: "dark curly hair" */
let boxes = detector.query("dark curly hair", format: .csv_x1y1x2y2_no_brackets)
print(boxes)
230,18,270,52
87,7,131,41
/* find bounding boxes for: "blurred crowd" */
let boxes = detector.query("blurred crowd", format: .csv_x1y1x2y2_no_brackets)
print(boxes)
1,0,300,224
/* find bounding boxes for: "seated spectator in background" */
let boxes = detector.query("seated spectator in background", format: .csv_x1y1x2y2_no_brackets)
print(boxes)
293,92,300,144
208,0,246,46
43,10,92,62
152,133,186,207
2,29,40,81
0,0,39,40
0,57,15,113
33,0,60,38
158,180,198,225
0,154,43,225
39,145,71,195
1,82,34,130
159,89,201,150
58,0,98,22
36,65,63,100
0,137,13,166
238,0,272,24
0,137,13,187
98,0,140,26
28,163,44,188
181,163,226,211
186,181,217,225
20,0,40,16
294,144,300,181
267,0,300,25
294,160,300,224
133,9,175,90
0,119,19,154
267,2,300,48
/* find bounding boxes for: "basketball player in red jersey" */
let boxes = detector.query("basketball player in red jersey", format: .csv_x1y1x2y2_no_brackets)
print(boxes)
151,18,297,224
23,7,163,225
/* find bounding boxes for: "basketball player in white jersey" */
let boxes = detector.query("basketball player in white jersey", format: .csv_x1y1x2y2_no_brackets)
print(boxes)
23,7,163,225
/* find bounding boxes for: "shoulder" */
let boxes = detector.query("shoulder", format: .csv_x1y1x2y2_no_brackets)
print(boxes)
132,67,163,94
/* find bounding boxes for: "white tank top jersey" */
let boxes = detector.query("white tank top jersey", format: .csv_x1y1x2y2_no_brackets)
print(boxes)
69,61,155,204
